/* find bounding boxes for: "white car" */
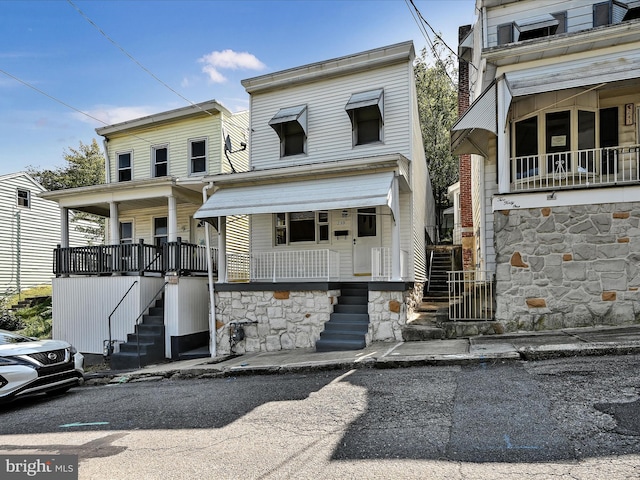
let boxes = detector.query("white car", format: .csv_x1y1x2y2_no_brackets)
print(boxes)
0,329,84,403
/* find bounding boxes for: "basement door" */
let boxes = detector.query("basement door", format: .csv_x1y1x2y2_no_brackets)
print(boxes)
352,207,381,276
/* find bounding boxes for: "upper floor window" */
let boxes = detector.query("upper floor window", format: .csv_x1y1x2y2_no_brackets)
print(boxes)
274,211,329,245
269,105,308,157
17,189,30,208
498,13,565,45
153,145,168,177
594,1,612,26
117,152,132,182
189,139,207,174
345,88,384,146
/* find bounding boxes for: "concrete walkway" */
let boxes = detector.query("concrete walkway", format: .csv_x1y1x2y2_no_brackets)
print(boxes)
90,324,640,384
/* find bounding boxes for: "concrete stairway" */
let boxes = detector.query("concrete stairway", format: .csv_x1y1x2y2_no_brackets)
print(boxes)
316,283,369,352
110,297,166,370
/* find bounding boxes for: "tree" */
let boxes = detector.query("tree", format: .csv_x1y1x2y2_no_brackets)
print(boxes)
28,139,106,240
414,44,459,217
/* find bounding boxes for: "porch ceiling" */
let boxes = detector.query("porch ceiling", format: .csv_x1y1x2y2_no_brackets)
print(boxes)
194,171,396,219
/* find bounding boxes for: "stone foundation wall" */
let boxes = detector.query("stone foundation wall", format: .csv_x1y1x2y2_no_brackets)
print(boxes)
494,203,640,330
368,282,423,342
215,289,339,355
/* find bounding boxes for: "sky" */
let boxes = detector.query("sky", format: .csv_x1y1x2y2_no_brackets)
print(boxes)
0,0,477,176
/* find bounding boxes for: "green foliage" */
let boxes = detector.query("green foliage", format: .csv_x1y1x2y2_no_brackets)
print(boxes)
14,297,53,339
414,44,460,211
28,139,106,241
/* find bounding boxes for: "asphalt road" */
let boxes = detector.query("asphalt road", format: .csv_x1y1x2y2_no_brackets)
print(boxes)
1,354,640,479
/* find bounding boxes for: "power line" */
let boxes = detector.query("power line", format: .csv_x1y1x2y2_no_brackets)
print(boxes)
66,0,249,136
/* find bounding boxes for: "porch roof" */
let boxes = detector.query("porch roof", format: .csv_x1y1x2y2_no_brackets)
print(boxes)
194,171,395,219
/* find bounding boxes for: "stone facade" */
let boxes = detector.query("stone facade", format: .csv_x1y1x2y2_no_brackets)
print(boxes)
494,203,640,330
215,289,339,355
368,282,423,342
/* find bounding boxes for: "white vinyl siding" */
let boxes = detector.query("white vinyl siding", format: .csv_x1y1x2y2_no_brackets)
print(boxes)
486,1,596,48
0,173,94,292
223,111,250,173
249,64,411,171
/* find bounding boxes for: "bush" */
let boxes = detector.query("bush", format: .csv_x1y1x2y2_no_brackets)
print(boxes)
0,310,24,331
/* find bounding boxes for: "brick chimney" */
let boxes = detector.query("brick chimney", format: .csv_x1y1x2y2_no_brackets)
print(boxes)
457,24,475,271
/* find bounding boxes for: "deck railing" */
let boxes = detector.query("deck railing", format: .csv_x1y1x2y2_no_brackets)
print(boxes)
512,144,640,192
371,248,408,281
54,238,217,277
227,249,340,282
447,270,495,321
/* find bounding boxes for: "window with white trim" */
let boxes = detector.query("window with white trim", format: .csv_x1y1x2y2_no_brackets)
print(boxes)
153,145,168,177
189,139,207,174
117,152,132,182
17,189,30,208
345,89,384,145
274,211,330,245
154,217,168,246
120,221,133,244
269,105,307,157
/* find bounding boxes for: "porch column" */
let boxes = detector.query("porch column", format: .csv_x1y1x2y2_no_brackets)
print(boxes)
109,201,120,244
391,175,402,281
218,216,227,283
497,77,512,194
167,195,178,242
60,207,69,248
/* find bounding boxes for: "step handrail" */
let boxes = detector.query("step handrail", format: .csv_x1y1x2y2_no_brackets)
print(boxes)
106,281,138,358
426,250,434,293
135,281,169,369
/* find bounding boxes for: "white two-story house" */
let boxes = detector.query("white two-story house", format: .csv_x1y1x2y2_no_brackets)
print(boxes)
42,101,248,367
195,41,437,354
453,0,640,331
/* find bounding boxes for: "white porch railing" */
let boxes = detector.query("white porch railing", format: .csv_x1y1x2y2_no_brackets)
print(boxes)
371,248,408,281
226,249,340,282
512,145,640,192
447,270,495,321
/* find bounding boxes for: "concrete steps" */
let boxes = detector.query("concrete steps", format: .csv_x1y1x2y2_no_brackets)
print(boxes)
316,283,369,352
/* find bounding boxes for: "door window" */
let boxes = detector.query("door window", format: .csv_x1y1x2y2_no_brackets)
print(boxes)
357,208,376,237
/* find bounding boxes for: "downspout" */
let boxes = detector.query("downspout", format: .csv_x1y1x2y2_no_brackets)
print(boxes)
202,182,217,358
102,139,111,184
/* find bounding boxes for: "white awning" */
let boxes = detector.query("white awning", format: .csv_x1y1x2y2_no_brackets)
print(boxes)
505,49,640,97
451,81,498,156
194,171,395,219
515,14,558,32
269,105,308,137
345,88,384,122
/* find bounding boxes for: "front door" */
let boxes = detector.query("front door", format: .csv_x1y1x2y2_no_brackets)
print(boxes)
353,207,380,276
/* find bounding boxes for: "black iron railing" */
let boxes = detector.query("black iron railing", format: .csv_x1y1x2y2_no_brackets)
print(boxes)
54,238,218,277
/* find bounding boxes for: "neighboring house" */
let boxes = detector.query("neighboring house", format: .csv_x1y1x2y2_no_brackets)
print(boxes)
0,172,96,296
195,41,436,354
452,0,640,330
41,101,249,365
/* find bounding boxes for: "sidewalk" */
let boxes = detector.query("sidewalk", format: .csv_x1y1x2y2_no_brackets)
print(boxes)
91,324,640,384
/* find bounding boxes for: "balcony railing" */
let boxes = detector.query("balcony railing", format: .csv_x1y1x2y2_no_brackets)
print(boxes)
512,145,640,192
227,250,340,282
371,248,408,281
54,238,218,277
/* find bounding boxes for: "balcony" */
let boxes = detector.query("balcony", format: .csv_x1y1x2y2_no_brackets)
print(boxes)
54,238,218,277
512,145,640,192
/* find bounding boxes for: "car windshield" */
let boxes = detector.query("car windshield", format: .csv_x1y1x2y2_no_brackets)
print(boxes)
0,331,33,345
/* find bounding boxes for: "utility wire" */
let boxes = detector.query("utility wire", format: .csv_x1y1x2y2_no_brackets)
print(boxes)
66,0,248,135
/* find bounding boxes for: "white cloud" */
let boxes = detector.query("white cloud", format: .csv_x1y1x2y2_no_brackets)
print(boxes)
198,49,266,84
73,105,157,126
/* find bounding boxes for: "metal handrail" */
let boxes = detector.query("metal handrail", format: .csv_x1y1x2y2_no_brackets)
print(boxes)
426,250,434,293
134,282,169,368
105,281,138,358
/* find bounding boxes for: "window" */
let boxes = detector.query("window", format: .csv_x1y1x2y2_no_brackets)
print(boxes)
600,107,619,175
190,139,207,174
577,110,596,172
514,116,538,179
274,211,330,245
546,111,572,175
345,89,384,146
118,152,132,182
497,23,514,45
120,221,133,244
357,208,376,237
594,1,612,26
154,217,168,246
269,105,308,157
153,145,168,177
17,189,30,208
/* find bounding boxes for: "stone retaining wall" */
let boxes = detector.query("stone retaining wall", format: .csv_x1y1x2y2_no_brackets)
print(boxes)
368,282,423,342
494,203,640,330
